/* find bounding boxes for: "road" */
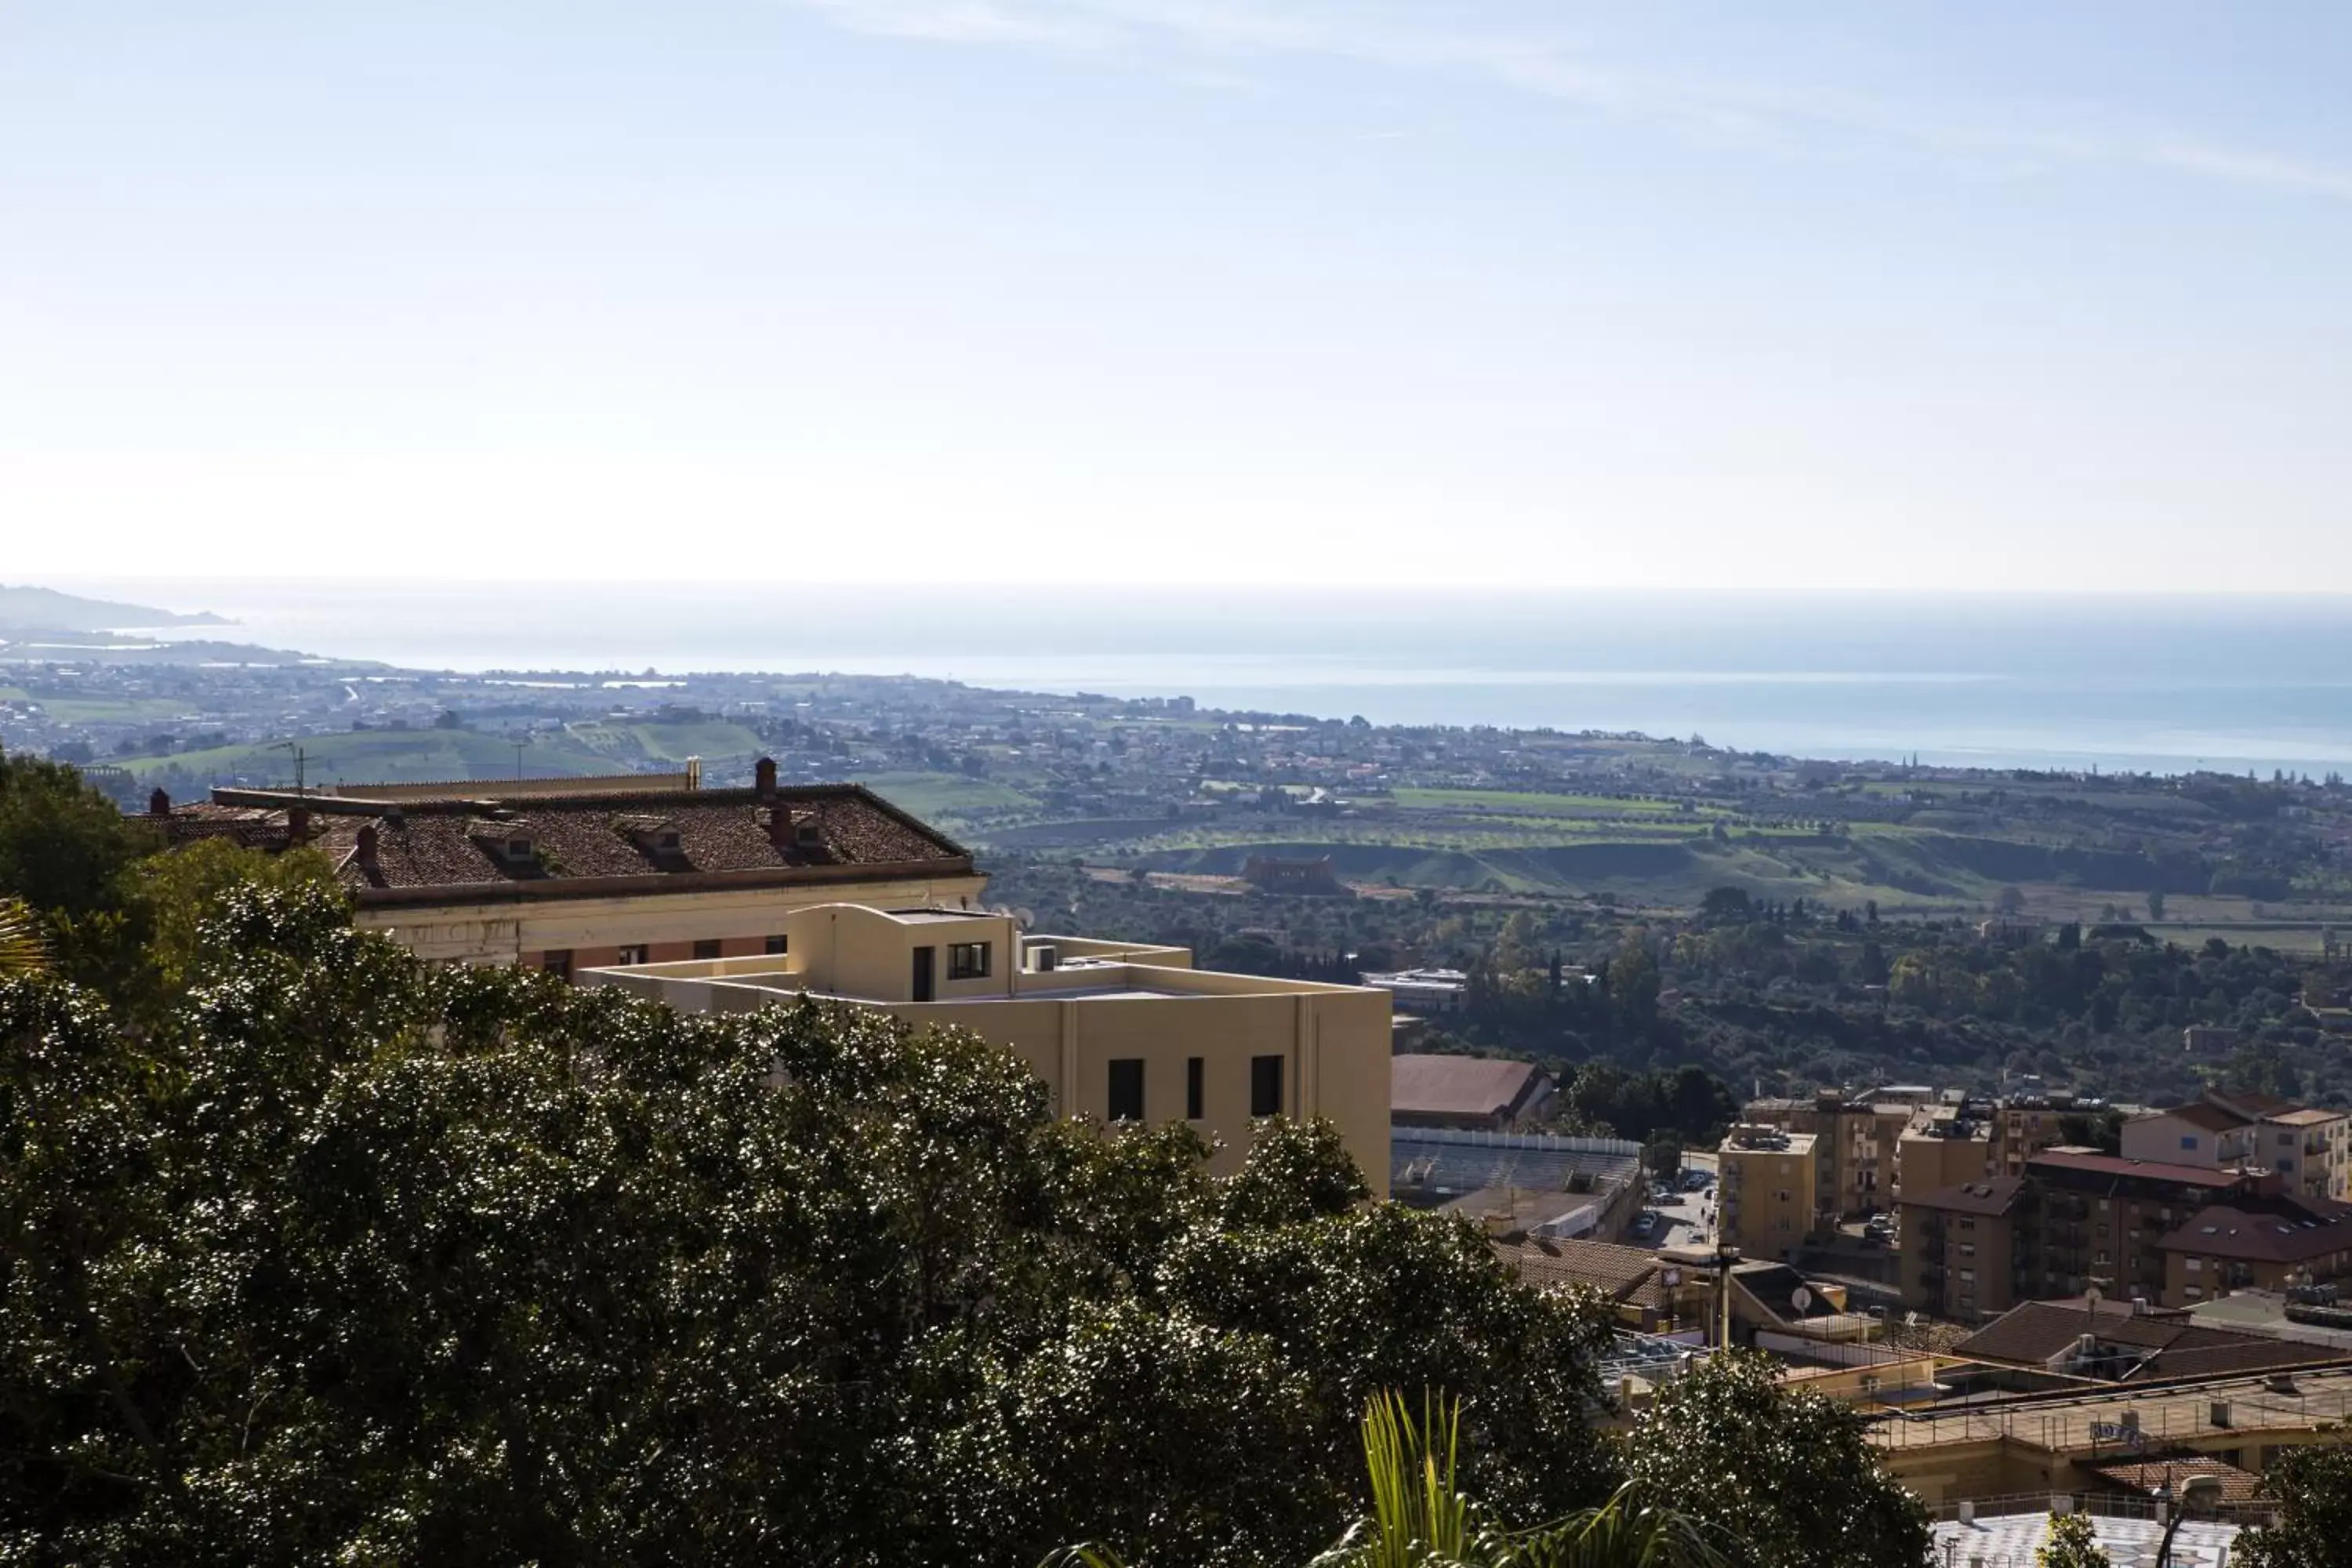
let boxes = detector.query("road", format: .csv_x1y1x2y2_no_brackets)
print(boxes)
1627,1164,1717,1252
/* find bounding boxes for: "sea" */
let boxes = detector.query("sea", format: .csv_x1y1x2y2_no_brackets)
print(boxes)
52,578,2352,779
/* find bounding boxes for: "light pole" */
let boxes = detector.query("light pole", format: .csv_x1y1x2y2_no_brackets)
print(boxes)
1714,1241,1740,1350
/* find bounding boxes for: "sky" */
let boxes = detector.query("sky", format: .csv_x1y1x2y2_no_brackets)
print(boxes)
4,2,2352,591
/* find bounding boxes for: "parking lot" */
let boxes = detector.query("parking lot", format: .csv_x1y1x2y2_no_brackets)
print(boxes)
1624,1166,1716,1252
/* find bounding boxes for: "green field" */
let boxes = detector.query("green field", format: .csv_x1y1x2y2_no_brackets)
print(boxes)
862,771,1041,822
34,698,194,724
1389,786,1694,816
567,718,768,763
122,728,622,787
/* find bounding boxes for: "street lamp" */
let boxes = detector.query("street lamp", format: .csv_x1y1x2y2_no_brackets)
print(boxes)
1714,1241,1741,1350
2154,1473,2224,1568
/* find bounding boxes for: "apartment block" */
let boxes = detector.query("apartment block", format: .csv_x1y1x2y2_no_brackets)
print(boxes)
1896,1176,2024,1323
583,902,1393,1193
1718,1125,1824,1262
1896,1109,1998,1203
2122,1087,2352,1201
1896,1148,2352,1317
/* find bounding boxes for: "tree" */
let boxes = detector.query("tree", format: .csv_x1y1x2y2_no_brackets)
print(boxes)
1699,887,1752,924
1996,884,2027,916
2147,889,2168,922
2235,1437,2352,1568
1622,1352,1931,1568
0,753,156,922
0,877,1623,1567
2036,1512,2111,1568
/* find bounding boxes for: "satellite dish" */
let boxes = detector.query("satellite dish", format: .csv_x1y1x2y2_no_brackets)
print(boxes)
1791,1286,1815,1316
2085,1286,2105,1311
1661,1269,1682,1288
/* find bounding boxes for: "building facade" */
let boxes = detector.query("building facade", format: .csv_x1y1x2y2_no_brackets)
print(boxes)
583,902,1394,1193
1718,1125,1823,1262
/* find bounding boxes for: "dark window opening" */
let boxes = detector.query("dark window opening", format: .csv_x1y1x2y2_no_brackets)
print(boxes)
542,949,573,982
693,939,722,960
949,942,992,980
1250,1054,1284,1118
1186,1056,1204,1121
912,946,935,1003
617,944,649,966
1109,1058,1145,1123
764,934,789,955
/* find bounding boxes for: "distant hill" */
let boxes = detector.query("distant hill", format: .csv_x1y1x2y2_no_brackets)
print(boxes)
0,584,230,633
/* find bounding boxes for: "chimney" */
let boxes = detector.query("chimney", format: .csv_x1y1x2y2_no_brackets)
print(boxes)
147,787,171,817
754,756,778,799
287,804,310,842
357,824,379,869
767,805,792,848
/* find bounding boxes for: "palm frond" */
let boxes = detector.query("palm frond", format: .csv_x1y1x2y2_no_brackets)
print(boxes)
0,898,49,979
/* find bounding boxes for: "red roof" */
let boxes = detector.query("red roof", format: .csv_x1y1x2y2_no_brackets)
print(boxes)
2028,1151,2245,1188
162,776,972,905
1390,1054,1551,1121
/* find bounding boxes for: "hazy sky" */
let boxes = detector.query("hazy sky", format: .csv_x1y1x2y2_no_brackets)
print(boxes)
5,2,2351,590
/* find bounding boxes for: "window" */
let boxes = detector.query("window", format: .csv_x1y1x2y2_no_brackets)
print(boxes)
2184,1286,2203,1300
764,935,789,955
507,837,532,861
949,942,992,980
2186,1258,2202,1273
1958,1269,1976,1284
617,944,649,966
693,939,722,960
1186,1057,1204,1121
542,949,573,982
1108,1058,1145,1123
1250,1054,1284,1117
2181,1135,2200,1151
1958,1294,1976,1312
1959,1218,1976,1231
1959,1243,1976,1259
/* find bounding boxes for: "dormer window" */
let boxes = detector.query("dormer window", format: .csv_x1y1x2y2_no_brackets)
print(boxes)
795,819,822,849
468,818,539,866
615,815,685,857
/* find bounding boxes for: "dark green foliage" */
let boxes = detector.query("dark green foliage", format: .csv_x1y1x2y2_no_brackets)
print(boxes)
0,880,1619,1567
0,753,156,921
2235,1438,2352,1568
1623,1351,1932,1568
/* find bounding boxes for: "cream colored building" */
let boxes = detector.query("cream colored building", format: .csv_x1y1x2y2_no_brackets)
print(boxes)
1717,1126,1822,1262
155,760,986,968
1895,1110,1996,1203
582,902,1395,1194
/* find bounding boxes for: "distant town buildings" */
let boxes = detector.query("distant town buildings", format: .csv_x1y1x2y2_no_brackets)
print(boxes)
1359,967,1468,1014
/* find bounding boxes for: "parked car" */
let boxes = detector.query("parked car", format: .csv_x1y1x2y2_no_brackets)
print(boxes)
1628,1213,1657,1239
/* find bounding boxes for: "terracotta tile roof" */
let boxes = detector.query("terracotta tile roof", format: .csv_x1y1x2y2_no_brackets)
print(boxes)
161,774,972,904
2157,1196,2352,1264
2079,1453,2268,1505
1495,1236,1667,1305
1951,1299,2352,1381
2027,1151,2245,1189
2144,1102,2251,1134
1900,1175,2024,1218
1391,1054,1551,1120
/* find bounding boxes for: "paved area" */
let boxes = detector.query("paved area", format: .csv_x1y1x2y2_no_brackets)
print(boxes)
1626,1166,1717,1252
1932,1512,2239,1568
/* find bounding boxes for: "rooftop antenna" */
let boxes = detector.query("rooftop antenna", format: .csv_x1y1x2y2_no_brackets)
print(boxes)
274,740,307,796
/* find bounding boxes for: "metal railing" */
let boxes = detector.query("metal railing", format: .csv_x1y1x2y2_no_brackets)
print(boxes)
1874,1374,2352,1450
1930,1490,2276,1526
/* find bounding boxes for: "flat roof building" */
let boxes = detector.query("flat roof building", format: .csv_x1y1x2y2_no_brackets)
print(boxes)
583,902,1392,1194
